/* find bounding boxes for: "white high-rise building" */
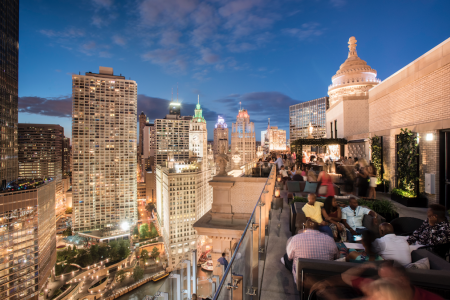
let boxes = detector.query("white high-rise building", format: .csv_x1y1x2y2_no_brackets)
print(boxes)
155,100,212,269
190,98,208,170
71,67,138,232
231,109,256,169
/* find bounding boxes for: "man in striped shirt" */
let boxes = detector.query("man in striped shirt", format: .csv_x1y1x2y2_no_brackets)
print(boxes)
281,219,339,284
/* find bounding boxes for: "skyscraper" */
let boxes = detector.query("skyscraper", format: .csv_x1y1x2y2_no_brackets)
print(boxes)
189,98,207,169
63,137,71,174
155,100,212,268
71,67,137,232
139,111,147,156
289,97,328,140
231,109,256,169
0,0,19,187
18,124,64,180
213,115,228,156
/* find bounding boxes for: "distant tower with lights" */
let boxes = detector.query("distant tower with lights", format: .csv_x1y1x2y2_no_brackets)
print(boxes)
71,67,138,232
213,115,229,156
231,106,256,169
189,96,208,170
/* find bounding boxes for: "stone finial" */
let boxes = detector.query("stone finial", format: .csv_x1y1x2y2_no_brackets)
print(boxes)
348,36,357,58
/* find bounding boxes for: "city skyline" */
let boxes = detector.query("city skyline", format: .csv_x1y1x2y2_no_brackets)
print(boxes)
17,0,450,141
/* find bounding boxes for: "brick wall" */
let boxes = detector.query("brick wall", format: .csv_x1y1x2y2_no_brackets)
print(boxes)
369,63,450,133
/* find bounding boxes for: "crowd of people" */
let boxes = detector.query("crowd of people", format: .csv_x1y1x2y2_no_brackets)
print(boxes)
259,151,379,199
281,196,449,299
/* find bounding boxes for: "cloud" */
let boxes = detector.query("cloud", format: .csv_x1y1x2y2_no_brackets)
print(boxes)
93,0,113,9
218,0,264,17
142,49,187,72
113,35,126,46
39,28,84,38
192,69,210,81
99,51,112,58
213,91,299,125
139,0,198,27
137,94,219,122
19,96,72,118
92,15,107,28
200,48,220,64
160,30,182,46
282,22,324,40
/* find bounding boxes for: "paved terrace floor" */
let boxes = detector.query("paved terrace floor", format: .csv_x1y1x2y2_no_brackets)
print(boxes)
259,190,428,300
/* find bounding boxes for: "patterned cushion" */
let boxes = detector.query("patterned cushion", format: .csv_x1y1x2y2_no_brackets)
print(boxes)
406,257,430,269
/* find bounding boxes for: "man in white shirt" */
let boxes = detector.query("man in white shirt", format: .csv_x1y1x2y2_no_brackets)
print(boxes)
273,155,284,170
341,197,378,242
373,223,411,266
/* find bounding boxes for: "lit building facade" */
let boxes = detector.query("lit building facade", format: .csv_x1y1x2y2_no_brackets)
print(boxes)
0,0,19,187
213,116,228,156
155,163,212,269
0,180,56,300
231,109,256,169
264,126,287,152
71,67,137,232
289,97,328,140
18,124,64,180
155,115,190,167
63,137,71,174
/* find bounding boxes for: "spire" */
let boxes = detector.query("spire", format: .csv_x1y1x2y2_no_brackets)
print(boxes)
196,95,201,110
198,94,199,105
348,36,357,58
239,101,242,110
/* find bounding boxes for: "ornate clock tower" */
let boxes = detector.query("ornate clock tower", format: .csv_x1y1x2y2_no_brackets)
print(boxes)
190,96,208,170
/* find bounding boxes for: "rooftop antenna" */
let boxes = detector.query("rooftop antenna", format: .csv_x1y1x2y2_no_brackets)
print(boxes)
239,101,242,110
198,94,199,104
177,83,179,103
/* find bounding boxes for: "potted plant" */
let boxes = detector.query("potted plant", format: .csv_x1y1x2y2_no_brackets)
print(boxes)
390,128,427,207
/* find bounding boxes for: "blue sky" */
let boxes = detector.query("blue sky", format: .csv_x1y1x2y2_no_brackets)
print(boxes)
18,0,450,141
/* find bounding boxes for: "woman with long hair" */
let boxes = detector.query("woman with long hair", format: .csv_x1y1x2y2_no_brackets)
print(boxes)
368,162,378,199
346,230,383,262
322,196,347,242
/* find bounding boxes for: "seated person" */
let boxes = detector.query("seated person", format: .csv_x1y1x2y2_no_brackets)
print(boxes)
322,196,347,242
346,230,383,263
292,173,304,181
281,219,339,284
307,167,317,182
279,166,290,183
407,204,450,246
342,264,444,300
373,223,411,266
341,197,378,242
302,194,333,238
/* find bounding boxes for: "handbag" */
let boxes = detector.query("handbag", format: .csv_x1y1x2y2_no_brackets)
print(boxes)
318,185,328,195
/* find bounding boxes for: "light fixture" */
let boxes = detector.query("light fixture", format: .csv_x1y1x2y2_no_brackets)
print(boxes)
275,189,280,198
277,177,281,182
426,133,433,141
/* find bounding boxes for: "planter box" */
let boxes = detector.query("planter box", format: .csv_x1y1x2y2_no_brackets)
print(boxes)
390,193,428,208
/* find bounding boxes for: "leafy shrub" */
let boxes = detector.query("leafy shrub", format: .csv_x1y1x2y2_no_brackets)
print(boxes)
392,188,416,198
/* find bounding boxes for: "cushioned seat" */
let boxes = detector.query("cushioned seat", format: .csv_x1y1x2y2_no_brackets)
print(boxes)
391,217,424,236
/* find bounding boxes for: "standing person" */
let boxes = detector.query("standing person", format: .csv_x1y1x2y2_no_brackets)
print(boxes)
356,165,369,198
307,166,318,182
367,162,378,199
302,194,334,238
217,253,228,270
322,196,347,242
341,197,378,242
317,169,335,197
272,155,283,170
